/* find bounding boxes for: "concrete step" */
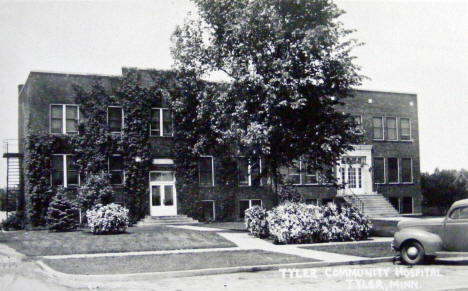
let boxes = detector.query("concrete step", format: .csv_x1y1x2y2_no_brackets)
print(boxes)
136,215,199,227
344,194,399,218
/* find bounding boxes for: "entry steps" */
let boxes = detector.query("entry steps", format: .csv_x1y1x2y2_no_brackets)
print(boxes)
344,194,400,218
136,215,199,227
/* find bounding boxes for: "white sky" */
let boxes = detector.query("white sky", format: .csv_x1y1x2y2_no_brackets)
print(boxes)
0,0,467,187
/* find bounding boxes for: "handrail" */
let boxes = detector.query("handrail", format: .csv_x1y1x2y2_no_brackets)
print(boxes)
3,139,22,155
343,188,365,213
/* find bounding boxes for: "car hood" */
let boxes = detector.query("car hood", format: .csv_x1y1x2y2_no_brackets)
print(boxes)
397,217,445,231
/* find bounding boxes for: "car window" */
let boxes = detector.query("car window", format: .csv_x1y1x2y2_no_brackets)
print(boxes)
449,207,468,219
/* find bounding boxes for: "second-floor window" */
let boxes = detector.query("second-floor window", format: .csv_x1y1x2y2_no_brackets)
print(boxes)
50,104,79,134
199,156,214,187
107,106,123,133
385,117,397,140
51,154,79,187
351,115,363,134
373,117,384,140
109,155,124,185
151,108,173,137
399,118,411,141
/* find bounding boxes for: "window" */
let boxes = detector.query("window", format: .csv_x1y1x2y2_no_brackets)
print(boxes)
202,200,216,221
239,199,262,219
107,106,123,133
151,108,173,137
373,117,384,140
399,118,411,141
109,155,124,185
287,160,301,184
449,206,468,219
351,115,363,134
303,161,318,184
373,157,385,184
385,117,397,140
238,157,262,186
51,154,79,187
199,156,214,187
348,167,356,188
401,158,413,183
50,104,79,134
388,158,399,183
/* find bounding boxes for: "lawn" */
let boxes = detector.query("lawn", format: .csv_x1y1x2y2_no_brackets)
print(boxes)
43,250,317,275
300,241,394,258
0,225,236,256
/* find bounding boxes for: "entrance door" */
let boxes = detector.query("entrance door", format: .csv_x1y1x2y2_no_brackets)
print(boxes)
338,156,367,195
149,171,177,216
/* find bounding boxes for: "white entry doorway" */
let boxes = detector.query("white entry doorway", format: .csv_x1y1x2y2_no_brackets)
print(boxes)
337,145,373,196
149,171,177,216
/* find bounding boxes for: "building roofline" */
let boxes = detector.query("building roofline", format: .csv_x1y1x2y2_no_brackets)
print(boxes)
29,70,121,78
353,88,417,96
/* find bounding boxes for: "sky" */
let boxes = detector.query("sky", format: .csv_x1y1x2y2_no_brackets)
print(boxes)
0,0,467,187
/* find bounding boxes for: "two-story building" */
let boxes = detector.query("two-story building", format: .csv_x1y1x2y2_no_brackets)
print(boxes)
10,68,422,222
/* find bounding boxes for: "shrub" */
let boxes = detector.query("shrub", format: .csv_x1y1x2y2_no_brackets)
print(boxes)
86,203,129,234
244,205,269,238
266,202,372,244
46,187,78,232
1,212,24,231
78,173,114,212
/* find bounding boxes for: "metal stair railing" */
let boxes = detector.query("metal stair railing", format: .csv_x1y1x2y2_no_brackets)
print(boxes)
343,188,364,213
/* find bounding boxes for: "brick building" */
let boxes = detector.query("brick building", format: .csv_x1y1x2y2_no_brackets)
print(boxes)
10,68,422,222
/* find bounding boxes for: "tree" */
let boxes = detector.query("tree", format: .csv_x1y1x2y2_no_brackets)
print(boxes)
77,173,114,212
421,169,468,215
171,0,363,192
46,187,78,232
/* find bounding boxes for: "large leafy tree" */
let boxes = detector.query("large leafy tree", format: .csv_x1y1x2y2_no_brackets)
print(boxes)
171,0,363,189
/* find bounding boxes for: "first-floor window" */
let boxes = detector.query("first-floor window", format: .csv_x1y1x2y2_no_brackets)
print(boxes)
237,157,262,186
109,155,124,185
388,157,399,183
51,154,79,187
287,159,301,184
238,157,250,186
401,158,413,183
373,157,385,184
239,199,262,219
199,156,214,186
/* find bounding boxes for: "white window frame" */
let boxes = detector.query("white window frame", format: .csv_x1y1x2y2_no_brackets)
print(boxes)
372,116,384,141
49,104,80,135
51,154,80,187
385,116,398,141
399,117,412,141
400,158,413,184
107,106,124,134
108,154,125,185
387,157,399,184
201,200,216,221
199,155,215,187
238,157,262,187
150,108,173,137
303,160,319,185
373,157,386,184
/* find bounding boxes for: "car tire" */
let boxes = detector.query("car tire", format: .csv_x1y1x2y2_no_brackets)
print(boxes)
401,241,425,265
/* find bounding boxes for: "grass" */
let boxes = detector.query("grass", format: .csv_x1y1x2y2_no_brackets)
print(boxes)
300,241,394,258
43,250,317,275
0,225,236,256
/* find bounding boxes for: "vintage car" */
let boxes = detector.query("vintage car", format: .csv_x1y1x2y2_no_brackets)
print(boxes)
393,199,468,264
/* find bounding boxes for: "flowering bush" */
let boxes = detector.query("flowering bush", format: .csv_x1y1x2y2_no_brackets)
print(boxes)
86,203,129,234
244,205,269,238
266,202,372,244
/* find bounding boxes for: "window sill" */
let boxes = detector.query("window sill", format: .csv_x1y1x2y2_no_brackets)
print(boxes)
372,139,414,143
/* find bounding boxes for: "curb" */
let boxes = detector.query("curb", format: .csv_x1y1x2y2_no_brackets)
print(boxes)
36,256,394,285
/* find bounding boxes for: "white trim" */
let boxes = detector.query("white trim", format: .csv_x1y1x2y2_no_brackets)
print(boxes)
107,106,124,134
199,155,215,187
399,117,412,141
49,104,80,135
51,154,80,187
238,157,262,187
152,159,174,165
201,200,216,221
149,170,177,216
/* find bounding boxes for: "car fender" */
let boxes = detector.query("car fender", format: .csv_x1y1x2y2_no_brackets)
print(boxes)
393,228,443,255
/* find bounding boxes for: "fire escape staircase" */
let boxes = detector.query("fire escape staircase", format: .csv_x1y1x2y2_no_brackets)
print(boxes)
3,140,23,215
